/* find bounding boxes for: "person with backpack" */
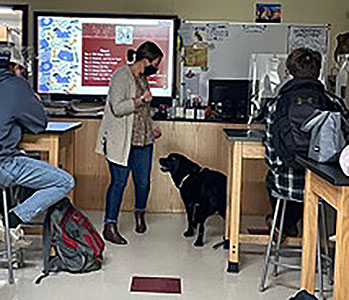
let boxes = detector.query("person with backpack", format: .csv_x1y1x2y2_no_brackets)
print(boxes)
263,48,338,238
0,46,75,244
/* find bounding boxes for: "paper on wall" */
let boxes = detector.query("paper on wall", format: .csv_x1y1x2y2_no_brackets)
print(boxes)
207,23,230,41
183,68,201,97
193,25,208,42
184,45,208,68
179,23,193,46
242,24,268,35
287,25,328,55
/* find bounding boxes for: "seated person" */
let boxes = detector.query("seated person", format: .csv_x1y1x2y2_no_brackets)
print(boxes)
0,46,75,244
263,48,337,238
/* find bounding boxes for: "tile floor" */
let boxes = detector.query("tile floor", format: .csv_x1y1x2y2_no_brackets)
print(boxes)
0,212,330,300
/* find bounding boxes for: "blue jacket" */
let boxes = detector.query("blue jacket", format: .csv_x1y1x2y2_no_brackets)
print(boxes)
0,69,47,162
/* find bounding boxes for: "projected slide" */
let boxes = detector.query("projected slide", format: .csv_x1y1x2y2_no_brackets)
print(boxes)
36,16,175,97
38,17,83,94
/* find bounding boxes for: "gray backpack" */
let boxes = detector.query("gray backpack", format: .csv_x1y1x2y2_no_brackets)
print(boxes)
301,110,347,163
35,198,105,284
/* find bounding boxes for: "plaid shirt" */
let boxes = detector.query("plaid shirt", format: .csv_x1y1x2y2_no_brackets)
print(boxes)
264,97,305,201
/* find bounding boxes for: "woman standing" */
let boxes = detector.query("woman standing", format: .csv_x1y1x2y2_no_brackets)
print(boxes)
96,41,163,245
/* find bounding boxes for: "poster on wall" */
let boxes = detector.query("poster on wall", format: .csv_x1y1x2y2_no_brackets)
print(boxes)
207,23,230,41
184,46,208,68
255,3,281,23
287,25,329,56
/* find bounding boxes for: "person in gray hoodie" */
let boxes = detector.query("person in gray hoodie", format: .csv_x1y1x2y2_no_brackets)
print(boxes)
0,47,75,237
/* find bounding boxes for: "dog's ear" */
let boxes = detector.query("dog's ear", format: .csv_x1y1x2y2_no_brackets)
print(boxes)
169,155,181,173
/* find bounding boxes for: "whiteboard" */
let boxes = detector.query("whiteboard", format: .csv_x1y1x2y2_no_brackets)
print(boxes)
207,24,286,78
179,22,330,106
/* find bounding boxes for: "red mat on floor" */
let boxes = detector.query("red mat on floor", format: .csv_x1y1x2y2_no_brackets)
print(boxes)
130,276,182,294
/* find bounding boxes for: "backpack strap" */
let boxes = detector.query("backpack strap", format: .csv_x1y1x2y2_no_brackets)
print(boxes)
35,207,55,284
324,90,349,116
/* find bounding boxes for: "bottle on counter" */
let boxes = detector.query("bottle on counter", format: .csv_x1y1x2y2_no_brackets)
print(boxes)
192,97,198,120
196,101,206,120
169,96,178,119
185,98,195,120
175,106,185,119
175,96,185,119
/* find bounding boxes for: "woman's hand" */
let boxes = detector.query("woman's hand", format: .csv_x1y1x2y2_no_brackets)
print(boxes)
143,89,152,102
153,127,162,139
134,89,152,108
135,89,152,107
134,96,144,107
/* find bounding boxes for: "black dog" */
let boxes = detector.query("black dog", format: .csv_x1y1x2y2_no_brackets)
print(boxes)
159,153,226,247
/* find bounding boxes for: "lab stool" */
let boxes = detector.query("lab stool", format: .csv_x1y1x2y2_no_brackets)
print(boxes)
0,185,25,284
259,195,333,299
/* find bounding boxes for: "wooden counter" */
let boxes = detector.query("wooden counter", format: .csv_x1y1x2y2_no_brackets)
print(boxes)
54,118,270,215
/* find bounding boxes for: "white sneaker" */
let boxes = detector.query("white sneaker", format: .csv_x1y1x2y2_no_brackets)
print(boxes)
0,220,32,248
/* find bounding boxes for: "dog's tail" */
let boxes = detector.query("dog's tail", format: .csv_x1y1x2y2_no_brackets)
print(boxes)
212,240,226,250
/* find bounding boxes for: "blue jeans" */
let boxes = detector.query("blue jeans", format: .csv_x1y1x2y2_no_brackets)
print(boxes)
0,156,75,223
105,144,153,224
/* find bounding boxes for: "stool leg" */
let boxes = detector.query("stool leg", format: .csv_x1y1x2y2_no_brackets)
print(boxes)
273,199,286,277
2,189,14,284
17,249,24,268
259,198,281,292
317,228,324,299
320,203,333,285
13,186,21,207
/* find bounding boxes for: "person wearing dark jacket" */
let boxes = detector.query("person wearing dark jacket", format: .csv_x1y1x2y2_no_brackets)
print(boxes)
0,47,75,242
264,48,336,238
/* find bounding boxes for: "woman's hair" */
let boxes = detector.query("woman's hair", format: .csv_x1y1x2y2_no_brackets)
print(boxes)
286,48,322,80
127,41,163,63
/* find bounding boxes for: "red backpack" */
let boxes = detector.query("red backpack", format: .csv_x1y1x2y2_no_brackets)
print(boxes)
36,198,105,284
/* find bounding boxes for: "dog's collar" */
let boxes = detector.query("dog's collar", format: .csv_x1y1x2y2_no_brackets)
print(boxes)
178,168,203,189
178,173,191,189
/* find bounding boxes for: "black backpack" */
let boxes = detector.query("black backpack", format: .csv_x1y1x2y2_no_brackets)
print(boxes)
271,79,337,168
35,198,105,284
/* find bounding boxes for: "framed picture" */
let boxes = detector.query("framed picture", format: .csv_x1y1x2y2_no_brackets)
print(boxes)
255,3,281,23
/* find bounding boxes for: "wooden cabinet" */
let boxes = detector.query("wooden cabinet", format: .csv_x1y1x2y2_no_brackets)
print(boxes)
56,118,270,215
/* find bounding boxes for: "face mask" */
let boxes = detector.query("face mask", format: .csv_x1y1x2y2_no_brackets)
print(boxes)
143,65,158,76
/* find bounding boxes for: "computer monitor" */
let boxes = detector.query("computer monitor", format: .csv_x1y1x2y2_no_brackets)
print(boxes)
209,79,252,123
33,12,178,102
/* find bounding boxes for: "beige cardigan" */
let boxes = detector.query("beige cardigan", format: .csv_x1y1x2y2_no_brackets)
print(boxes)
95,65,137,166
